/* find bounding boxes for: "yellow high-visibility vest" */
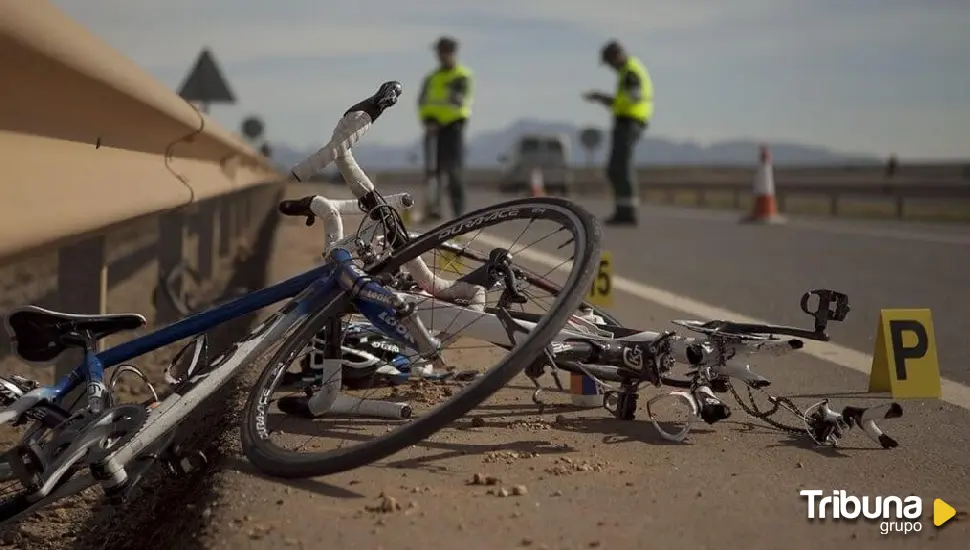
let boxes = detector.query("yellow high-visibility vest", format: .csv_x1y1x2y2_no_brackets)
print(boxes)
418,65,473,125
612,56,653,122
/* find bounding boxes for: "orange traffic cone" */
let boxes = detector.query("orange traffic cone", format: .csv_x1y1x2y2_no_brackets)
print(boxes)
742,145,785,224
529,167,546,197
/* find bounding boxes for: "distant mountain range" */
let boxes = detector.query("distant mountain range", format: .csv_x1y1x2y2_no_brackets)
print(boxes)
270,118,882,171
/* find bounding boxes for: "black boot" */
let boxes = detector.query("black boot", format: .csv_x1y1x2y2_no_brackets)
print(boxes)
604,206,638,226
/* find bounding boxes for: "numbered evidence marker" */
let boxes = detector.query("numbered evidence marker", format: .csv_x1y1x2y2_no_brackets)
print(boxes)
868,309,941,399
585,251,614,308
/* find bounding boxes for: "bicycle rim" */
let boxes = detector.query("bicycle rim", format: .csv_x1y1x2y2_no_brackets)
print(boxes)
241,196,601,478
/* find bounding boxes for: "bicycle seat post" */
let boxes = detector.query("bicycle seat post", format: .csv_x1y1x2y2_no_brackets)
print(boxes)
63,327,109,414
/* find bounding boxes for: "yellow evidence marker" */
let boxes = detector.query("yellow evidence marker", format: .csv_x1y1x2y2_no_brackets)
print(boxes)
434,237,466,276
868,309,941,399
585,251,613,308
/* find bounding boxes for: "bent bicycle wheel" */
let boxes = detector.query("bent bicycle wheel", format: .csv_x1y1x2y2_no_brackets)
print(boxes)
241,196,601,478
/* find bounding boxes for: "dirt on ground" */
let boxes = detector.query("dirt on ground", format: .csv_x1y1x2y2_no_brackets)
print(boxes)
1,183,967,550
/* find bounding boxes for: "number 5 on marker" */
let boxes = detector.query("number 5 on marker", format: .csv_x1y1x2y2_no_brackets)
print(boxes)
586,251,613,308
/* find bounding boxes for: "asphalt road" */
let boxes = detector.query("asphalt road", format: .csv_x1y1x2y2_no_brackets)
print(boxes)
454,188,970,386
194,183,968,550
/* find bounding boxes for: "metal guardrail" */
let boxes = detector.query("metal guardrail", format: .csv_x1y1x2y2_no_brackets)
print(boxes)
0,2,282,379
637,180,970,219
370,167,970,220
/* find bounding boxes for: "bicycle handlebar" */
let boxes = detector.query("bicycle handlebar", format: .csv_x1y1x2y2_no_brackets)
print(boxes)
288,81,403,190
274,81,484,307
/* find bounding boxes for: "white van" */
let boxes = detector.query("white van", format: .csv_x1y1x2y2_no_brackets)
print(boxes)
498,133,572,196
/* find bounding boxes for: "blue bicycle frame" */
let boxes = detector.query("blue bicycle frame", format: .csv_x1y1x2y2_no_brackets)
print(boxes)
38,247,411,407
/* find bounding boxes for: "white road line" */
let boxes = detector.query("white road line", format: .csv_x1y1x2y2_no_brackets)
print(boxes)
476,233,970,411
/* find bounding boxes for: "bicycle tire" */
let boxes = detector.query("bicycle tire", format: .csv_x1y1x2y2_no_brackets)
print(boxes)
241,196,601,478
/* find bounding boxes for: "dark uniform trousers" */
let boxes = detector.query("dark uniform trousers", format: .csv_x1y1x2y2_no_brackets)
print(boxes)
427,119,467,218
607,116,646,216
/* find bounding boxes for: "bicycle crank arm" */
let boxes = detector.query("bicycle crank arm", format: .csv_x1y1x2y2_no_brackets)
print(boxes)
99,428,178,505
10,406,143,501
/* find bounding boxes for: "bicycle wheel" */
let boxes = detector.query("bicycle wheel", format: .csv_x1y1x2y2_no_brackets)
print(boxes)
241,196,601,478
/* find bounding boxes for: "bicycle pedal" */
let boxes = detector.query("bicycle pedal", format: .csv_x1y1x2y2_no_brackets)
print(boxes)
102,455,155,507
162,447,208,476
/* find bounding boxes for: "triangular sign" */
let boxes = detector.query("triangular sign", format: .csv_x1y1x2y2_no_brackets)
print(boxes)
177,48,236,104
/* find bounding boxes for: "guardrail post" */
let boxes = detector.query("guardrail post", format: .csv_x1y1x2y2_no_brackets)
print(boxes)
829,195,839,217
219,197,232,258
197,200,216,280
244,190,254,233
233,195,244,239
895,196,905,219
156,212,185,326
55,236,107,380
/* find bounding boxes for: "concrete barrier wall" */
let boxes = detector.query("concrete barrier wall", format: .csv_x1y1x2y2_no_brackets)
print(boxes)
0,1,285,384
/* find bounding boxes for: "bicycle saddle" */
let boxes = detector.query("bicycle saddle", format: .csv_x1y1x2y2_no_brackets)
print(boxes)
5,305,146,365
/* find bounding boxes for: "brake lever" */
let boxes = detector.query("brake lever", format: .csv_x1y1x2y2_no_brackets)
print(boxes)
805,400,903,449
842,403,903,449
800,289,850,336
278,197,318,226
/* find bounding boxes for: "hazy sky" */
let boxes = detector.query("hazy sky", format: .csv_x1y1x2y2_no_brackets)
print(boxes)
52,0,970,159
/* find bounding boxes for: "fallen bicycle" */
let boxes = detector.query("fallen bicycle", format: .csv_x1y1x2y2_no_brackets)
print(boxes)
307,287,905,450
0,81,603,524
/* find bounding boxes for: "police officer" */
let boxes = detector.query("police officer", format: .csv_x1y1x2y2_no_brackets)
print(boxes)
583,40,653,226
418,36,473,221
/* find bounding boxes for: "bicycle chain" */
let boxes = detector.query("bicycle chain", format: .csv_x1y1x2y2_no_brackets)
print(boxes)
727,381,806,434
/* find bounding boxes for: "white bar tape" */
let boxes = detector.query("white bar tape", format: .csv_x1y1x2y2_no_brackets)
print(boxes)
308,196,344,254
335,148,375,197
289,111,373,186
307,193,413,254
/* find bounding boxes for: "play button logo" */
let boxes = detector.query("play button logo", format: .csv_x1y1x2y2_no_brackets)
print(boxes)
933,499,956,527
